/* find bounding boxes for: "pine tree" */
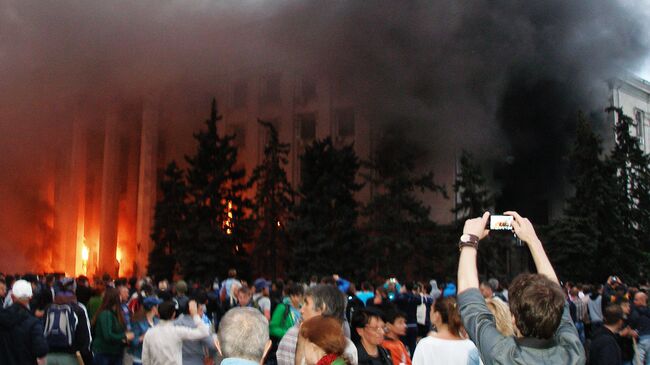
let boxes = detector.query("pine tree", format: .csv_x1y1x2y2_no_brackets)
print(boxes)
363,126,446,278
605,106,650,277
288,137,362,279
181,99,250,281
148,161,187,281
248,120,294,279
452,150,492,222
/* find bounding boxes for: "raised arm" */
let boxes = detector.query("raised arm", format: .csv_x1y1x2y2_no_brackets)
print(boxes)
504,211,559,284
457,212,490,294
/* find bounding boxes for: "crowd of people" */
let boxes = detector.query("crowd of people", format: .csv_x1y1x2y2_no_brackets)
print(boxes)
0,211,648,365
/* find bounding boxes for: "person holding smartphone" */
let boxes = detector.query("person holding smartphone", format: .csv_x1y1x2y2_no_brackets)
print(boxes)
456,211,586,364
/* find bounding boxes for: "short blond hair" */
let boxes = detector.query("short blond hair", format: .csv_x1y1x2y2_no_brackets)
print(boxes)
485,298,514,337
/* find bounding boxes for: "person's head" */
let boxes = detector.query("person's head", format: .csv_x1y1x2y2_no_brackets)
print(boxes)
570,286,579,299
11,279,33,306
301,284,346,321
93,287,125,326
217,307,270,363
300,315,347,365
351,307,385,348
480,282,494,299
175,280,188,296
142,297,162,316
488,278,500,291
485,298,514,337
228,269,237,279
254,278,270,296
634,292,648,308
508,273,565,339
237,286,252,307
286,283,304,308
383,307,407,337
603,304,624,330
158,279,169,292
158,300,177,320
620,298,631,315
431,297,463,337
118,285,129,303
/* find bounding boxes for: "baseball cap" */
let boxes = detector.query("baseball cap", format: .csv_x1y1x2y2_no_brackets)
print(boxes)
12,280,33,299
143,296,163,310
254,278,271,292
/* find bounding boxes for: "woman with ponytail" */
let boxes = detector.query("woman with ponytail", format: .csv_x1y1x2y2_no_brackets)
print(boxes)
412,297,481,365
299,315,350,365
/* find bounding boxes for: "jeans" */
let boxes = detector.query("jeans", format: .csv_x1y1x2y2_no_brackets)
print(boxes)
575,321,586,345
46,353,77,365
94,353,123,365
638,335,650,365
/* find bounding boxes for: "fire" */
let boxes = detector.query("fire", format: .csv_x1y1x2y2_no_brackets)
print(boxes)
223,200,234,235
81,245,89,261
116,247,122,263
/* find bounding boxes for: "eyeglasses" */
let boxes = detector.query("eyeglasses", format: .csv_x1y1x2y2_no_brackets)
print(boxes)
365,325,386,333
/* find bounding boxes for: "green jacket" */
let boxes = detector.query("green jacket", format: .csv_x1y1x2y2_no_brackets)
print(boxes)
269,303,297,339
91,310,126,355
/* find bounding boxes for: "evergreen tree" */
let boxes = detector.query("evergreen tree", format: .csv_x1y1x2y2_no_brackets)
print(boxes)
605,106,650,277
181,99,250,280
452,150,492,222
148,161,187,281
248,120,294,279
288,137,362,279
363,126,446,278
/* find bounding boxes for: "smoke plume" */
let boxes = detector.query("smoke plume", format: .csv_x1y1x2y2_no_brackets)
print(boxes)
0,0,648,271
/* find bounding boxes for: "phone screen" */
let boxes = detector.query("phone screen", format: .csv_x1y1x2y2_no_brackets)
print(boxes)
490,215,513,231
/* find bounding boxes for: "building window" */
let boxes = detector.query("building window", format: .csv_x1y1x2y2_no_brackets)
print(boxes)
260,73,281,105
232,79,247,109
635,109,645,146
227,124,246,148
336,108,355,137
298,113,316,140
300,77,317,103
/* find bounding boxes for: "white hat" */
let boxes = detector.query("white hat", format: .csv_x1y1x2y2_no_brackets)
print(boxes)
12,280,33,299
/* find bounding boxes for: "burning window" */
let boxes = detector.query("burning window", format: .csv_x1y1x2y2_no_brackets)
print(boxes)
336,108,355,137
298,113,316,140
232,79,248,109
260,73,281,105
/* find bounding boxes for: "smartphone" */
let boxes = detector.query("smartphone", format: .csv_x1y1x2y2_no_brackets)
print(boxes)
489,215,513,231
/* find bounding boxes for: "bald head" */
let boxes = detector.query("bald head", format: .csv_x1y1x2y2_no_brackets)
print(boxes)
634,292,647,307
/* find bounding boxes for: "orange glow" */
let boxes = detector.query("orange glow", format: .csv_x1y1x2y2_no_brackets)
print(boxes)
223,200,234,235
81,245,89,261
116,247,122,263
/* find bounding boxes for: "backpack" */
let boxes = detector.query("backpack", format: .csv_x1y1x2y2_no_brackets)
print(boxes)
416,294,427,325
44,304,78,349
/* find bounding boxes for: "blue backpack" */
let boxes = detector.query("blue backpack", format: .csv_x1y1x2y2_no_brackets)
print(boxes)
44,304,78,349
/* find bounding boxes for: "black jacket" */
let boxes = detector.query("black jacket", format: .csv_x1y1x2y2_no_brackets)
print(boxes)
355,341,392,365
0,303,49,365
590,326,622,365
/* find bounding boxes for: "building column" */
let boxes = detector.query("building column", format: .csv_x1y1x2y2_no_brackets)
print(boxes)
98,108,120,277
135,97,159,276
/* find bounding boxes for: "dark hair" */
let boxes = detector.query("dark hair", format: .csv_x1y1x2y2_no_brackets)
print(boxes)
158,300,177,320
433,297,462,337
307,285,347,320
300,316,347,356
92,287,125,328
508,273,565,339
350,307,383,343
285,283,304,297
604,304,624,325
382,305,406,325
321,276,336,286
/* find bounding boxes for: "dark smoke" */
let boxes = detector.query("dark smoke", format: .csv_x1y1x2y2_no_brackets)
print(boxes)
0,0,648,270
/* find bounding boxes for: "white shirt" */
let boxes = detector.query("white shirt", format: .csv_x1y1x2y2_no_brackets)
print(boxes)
142,315,210,365
412,335,482,365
